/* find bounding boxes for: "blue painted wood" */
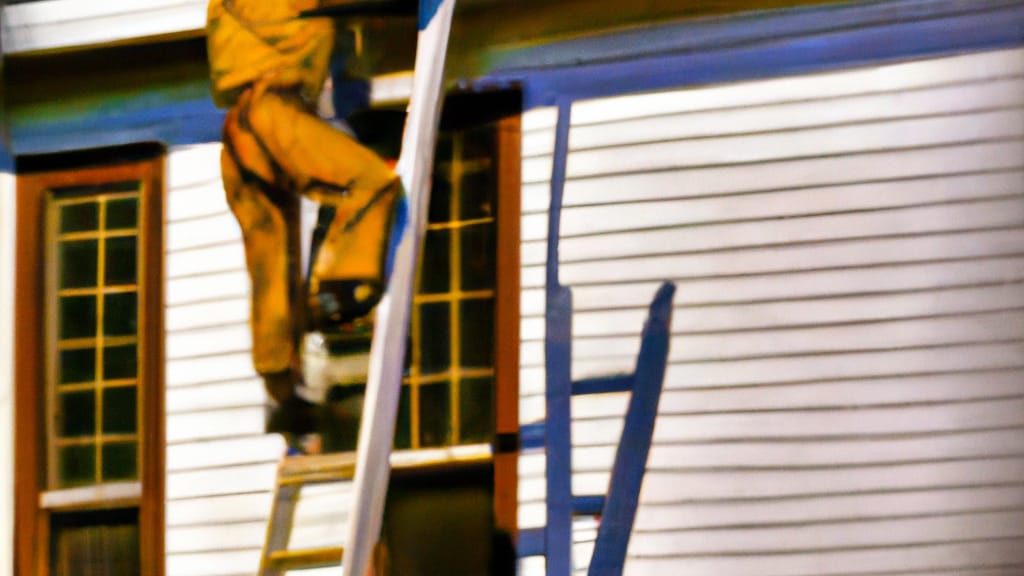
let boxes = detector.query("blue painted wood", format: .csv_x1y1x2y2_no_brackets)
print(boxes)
419,0,445,30
10,85,225,156
573,375,633,396
588,282,675,576
544,98,575,576
520,421,546,451
517,528,546,558
573,495,606,517
479,0,1024,109
490,0,1021,73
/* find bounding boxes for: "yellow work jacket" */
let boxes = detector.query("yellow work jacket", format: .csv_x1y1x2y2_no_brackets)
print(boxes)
207,0,334,109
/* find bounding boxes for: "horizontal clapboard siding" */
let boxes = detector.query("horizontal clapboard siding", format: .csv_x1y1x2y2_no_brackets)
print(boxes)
165,144,286,576
519,47,1024,576
164,144,351,576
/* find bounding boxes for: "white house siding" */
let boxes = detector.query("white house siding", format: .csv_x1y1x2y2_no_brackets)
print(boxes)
518,47,1024,575
0,172,16,576
164,144,286,576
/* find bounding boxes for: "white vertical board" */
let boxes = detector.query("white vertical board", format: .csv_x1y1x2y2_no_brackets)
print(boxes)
519,47,1024,576
0,172,15,576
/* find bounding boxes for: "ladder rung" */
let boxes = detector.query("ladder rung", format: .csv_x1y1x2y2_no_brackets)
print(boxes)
268,547,344,571
279,453,357,484
573,495,605,516
572,374,633,396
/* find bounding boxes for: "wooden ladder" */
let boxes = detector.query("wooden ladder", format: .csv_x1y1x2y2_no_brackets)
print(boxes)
259,452,356,575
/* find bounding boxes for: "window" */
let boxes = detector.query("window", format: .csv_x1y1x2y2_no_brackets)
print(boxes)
396,121,504,449
49,186,143,489
14,146,164,576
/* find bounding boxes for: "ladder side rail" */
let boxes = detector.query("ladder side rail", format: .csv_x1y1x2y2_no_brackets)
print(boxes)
544,98,575,576
587,282,676,576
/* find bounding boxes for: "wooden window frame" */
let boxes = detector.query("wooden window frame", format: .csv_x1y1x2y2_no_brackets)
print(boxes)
15,154,165,576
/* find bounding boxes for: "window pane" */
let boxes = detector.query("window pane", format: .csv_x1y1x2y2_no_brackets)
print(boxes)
419,382,450,448
60,296,97,340
60,348,96,385
394,385,412,450
50,508,139,576
103,292,137,337
419,303,450,375
104,237,137,286
103,345,137,381
460,167,496,221
59,390,96,438
105,198,138,230
102,386,137,435
101,443,138,481
419,229,450,294
460,223,496,292
459,377,494,444
428,172,451,224
461,125,495,161
58,445,96,487
59,240,98,289
460,299,495,368
59,202,99,234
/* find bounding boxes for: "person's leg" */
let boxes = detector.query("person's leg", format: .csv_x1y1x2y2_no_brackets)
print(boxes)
221,100,316,437
244,83,403,329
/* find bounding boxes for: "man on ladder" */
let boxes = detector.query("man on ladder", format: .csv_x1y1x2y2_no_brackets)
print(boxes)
206,0,405,446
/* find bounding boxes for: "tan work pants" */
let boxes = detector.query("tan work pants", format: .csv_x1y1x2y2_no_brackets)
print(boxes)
220,81,401,386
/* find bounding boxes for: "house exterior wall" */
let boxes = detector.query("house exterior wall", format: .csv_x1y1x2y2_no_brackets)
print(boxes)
517,45,1024,575
163,143,286,576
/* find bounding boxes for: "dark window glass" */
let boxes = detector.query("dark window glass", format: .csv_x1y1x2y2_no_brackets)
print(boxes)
419,304,450,374
459,377,494,444
434,134,454,165
460,223,496,291
419,230,450,294
394,385,412,450
58,445,96,487
59,240,98,289
59,391,96,438
50,508,140,576
101,443,138,481
103,345,137,381
428,172,452,224
419,382,450,448
460,168,497,221
462,125,495,161
60,203,99,234
60,296,97,340
103,292,137,337
60,348,96,385
460,299,495,368
104,237,137,286
105,198,138,230
102,387,137,435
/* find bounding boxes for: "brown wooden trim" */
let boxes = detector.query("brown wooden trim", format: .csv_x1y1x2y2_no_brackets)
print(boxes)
15,172,44,576
14,153,165,576
139,159,166,576
493,115,521,539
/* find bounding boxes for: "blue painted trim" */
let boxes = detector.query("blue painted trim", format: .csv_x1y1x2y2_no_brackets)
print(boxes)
588,282,675,576
479,0,1024,108
520,421,546,451
544,99,574,576
573,495,606,517
10,88,225,156
490,0,1020,73
418,0,445,30
517,528,546,558
573,375,633,396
